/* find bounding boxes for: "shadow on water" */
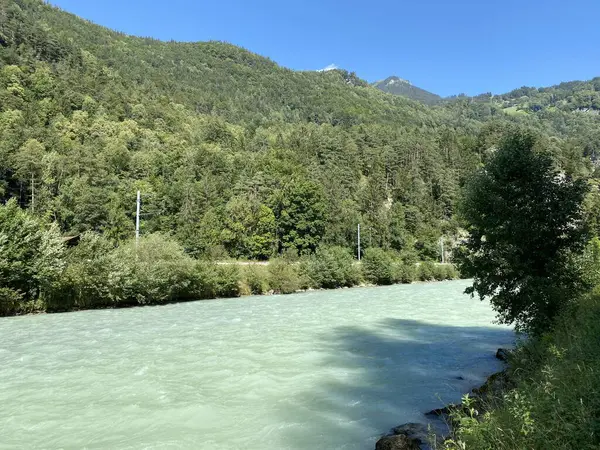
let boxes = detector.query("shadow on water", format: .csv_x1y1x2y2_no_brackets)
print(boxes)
276,318,514,450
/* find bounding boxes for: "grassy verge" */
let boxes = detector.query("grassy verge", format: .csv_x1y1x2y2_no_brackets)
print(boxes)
443,291,600,449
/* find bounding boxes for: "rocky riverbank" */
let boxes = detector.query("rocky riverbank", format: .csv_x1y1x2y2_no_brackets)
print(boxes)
376,348,513,450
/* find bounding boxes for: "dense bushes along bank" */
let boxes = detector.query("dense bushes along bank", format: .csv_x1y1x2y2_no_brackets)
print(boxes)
443,290,600,450
0,200,459,316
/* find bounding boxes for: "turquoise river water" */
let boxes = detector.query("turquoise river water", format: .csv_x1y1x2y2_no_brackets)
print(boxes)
0,280,513,449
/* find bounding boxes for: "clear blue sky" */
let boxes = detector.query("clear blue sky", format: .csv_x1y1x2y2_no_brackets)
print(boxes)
49,0,600,97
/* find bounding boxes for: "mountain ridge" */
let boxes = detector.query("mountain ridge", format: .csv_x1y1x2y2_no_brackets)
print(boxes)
11,0,597,111
373,75,442,105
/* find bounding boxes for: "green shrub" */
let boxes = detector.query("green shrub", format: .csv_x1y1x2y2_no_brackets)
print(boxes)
0,287,23,315
115,234,202,304
213,264,241,297
0,199,65,314
441,264,460,280
280,247,301,262
304,246,360,289
59,235,246,308
243,264,270,294
193,262,219,299
400,247,420,266
397,263,417,283
431,263,447,281
268,258,301,294
49,232,119,311
204,245,230,260
417,261,436,281
361,248,396,285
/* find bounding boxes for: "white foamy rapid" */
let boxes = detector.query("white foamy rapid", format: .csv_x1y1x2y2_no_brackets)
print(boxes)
0,280,513,449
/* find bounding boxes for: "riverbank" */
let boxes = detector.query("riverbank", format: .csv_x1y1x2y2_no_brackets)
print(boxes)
376,348,513,449
3,269,460,318
379,291,600,450
1,228,460,317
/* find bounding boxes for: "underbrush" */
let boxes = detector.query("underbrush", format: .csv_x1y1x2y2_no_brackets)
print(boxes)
303,246,361,289
241,246,460,297
0,211,461,315
46,233,243,311
444,292,600,450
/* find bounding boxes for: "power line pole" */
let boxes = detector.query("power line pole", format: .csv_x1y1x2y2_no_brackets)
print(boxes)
135,190,141,246
31,173,34,213
440,237,445,264
357,223,361,261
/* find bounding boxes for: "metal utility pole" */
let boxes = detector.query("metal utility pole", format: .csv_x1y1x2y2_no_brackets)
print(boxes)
135,190,141,246
440,237,445,264
357,224,361,261
31,173,34,213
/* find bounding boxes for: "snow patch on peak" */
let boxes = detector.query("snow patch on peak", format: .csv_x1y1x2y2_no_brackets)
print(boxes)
388,77,410,86
318,64,339,72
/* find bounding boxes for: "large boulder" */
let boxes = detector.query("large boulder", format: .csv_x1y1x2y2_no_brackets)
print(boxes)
472,370,510,397
496,348,511,361
375,434,420,450
375,423,432,450
424,404,457,418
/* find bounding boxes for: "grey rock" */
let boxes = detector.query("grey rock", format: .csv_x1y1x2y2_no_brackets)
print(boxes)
375,434,420,450
392,422,430,438
376,423,435,450
472,370,509,397
424,404,456,417
496,348,511,361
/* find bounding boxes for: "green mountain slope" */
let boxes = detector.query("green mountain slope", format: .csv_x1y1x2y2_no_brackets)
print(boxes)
0,0,598,261
448,78,600,114
373,76,442,105
1,0,442,128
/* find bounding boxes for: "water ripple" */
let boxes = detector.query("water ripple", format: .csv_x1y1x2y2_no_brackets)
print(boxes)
0,280,513,449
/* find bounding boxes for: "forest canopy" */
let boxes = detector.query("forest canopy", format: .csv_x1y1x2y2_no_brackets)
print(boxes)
0,0,599,262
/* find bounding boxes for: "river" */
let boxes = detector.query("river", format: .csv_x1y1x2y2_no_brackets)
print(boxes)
0,280,513,449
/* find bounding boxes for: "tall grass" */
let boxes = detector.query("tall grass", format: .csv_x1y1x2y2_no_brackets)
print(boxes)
445,292,600,449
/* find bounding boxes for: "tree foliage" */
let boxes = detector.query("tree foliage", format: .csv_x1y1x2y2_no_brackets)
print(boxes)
0,198,64,313
457,129,590,333
0,0,598,317
1,0,595,263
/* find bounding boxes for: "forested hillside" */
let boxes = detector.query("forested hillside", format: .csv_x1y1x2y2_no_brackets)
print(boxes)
468,78,600,114
1,0,599,262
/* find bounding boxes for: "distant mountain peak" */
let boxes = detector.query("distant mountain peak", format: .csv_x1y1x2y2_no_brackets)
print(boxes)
373,75,440,105
381,76,411,86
